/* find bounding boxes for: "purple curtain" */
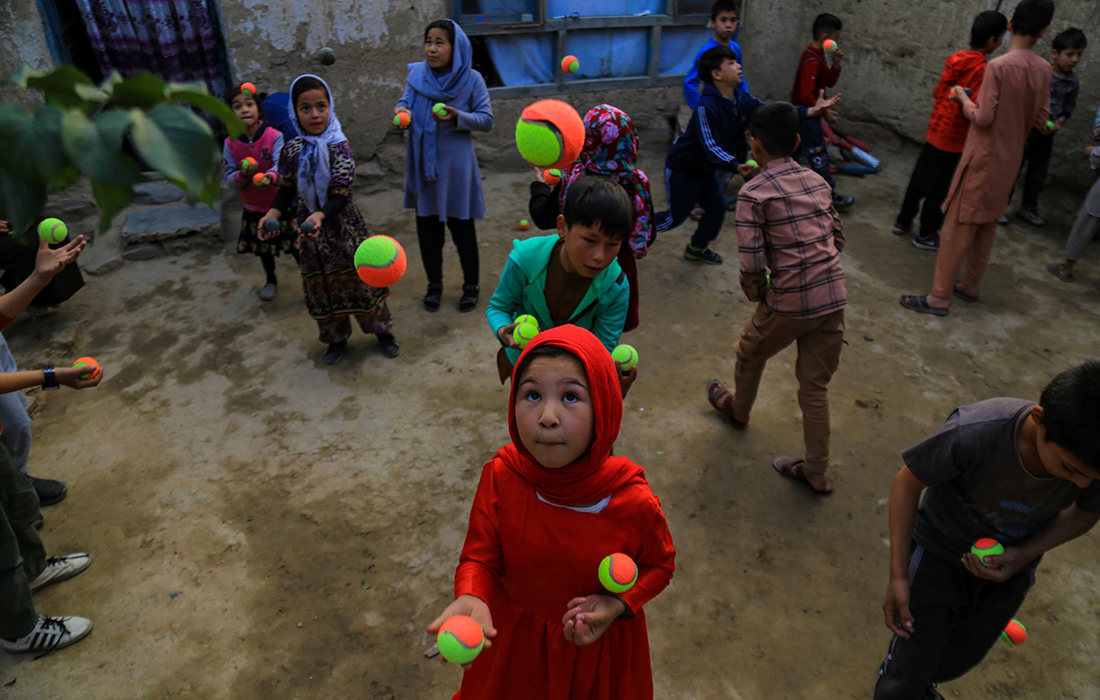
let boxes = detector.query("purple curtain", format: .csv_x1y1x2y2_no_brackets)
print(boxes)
74,0,230,95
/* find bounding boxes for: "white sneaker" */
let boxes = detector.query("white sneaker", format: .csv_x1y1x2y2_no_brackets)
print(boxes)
29,553,91,593
1,615,93,654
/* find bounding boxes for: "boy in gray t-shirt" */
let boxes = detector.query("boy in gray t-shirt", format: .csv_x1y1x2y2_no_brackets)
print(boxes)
874,360,1100,699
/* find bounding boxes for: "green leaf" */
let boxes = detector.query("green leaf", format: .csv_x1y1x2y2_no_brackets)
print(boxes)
74,83,110,103
130,106,218,195
61,109,144,187
108,73,168,109
90,181,132,235
0,105,71,184
49,165,82,192
98,71,124,94
0,170,48,238
17,65,97,109
168,89,245,138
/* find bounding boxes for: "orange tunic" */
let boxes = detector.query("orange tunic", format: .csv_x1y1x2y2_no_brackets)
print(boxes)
453,456,676,700
942,49,1051,223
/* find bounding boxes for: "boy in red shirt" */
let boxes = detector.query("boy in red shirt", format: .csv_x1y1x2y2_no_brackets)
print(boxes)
791,13,853,211
892,11,1007,250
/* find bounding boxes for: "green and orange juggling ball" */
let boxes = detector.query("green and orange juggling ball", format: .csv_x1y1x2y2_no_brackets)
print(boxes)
971,538,1004,567
561,55,580,74
515,99,585,170
354,235,406,287
72,356,100,380
1001,619,1027,645
598,553,638,594
437,615,484,665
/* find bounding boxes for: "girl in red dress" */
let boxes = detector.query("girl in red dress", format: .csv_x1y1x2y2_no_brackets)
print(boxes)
427,325,676,700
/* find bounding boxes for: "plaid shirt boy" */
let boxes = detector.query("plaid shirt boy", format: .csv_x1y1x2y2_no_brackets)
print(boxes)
735,157,847,319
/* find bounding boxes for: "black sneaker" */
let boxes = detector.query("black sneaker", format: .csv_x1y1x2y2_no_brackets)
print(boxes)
323,340,347,365
376,333,400,359
912,234,940,251
684,244,723,265
29,477,67,506
891,222,909,236
832,194,855,211
1016,209,1045,227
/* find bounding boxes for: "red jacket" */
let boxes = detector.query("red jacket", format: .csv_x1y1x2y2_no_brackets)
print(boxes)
791,45,841,108
926,50,988,153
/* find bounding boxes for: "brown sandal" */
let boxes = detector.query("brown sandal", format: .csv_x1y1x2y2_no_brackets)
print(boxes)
772,456,834,495
706,379,747,427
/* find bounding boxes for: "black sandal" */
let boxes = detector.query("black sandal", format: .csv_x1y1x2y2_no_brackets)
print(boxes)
459,284,480,313
423,284,442,313
899,294,949,316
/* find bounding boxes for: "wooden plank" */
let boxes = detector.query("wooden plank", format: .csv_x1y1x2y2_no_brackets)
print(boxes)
487,75,684,99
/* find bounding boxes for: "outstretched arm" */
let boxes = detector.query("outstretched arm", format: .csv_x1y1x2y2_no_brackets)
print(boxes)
0,237,86,327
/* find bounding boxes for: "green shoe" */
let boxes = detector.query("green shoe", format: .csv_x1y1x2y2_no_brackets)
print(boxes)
684,244,723,264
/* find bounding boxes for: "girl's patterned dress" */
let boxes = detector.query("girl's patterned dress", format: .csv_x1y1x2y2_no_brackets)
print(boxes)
279,138,394,342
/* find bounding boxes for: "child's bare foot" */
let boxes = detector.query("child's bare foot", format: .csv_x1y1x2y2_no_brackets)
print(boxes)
706,379,748,427
772,456,834,494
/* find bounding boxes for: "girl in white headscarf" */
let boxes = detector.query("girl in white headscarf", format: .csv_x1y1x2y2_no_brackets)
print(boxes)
260,75,399,365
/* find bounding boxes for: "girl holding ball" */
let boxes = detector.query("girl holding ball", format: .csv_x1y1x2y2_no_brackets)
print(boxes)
427,326,676,699
222,82,298,303
259,75,399,365
394,19,493,313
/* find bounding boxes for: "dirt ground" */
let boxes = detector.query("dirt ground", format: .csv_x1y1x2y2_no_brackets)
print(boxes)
3,135,1100,700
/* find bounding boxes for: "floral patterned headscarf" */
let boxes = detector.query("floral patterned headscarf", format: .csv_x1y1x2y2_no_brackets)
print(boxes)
558,105,655,259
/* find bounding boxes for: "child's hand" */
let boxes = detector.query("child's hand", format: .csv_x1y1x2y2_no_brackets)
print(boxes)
394,107,411,118
0,220,9,235
427,594,497,669
33,236,85,282
737,162,757,179
807,89,841,119
432,106,459,123
617,365,638,398
300,212,325,238
56,365,103,390
831,48,844,67
497,323,523,350
562,595,626,646
533,166,546,184
960,548,1028,583
882,576,914,639
257,209,282,240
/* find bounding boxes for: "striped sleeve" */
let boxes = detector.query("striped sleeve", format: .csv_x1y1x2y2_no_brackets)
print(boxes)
693,105,739,171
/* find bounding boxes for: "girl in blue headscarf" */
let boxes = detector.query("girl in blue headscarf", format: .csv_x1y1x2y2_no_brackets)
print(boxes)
260,75,399,365
395,19,494,314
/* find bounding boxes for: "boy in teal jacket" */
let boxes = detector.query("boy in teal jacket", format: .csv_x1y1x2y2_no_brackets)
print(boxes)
487,176,632,382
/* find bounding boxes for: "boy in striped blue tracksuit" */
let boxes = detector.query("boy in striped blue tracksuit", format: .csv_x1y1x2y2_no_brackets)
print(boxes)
657,45,836,264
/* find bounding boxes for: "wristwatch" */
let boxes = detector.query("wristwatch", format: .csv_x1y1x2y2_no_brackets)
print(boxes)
42,365,59,390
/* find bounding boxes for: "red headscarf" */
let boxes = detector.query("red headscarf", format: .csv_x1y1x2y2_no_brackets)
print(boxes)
496,325,646,506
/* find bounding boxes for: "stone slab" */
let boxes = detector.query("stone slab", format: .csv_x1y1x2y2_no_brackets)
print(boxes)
122,205,221,244
132,182,185,205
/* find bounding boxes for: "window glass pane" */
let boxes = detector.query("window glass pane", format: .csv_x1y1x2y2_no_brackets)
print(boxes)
456,0,538,24
483,34,555,86
547,0,665,17
563,28,648,79
658,25,712,76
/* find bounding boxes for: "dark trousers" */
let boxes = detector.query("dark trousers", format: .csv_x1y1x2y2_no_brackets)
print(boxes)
655,168,726,249
0,443,45,641
259,249,300,285
897,143,962,238
1020,128,1055,212
873,544,1035,700
415,216,479,288
795,116,837,191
